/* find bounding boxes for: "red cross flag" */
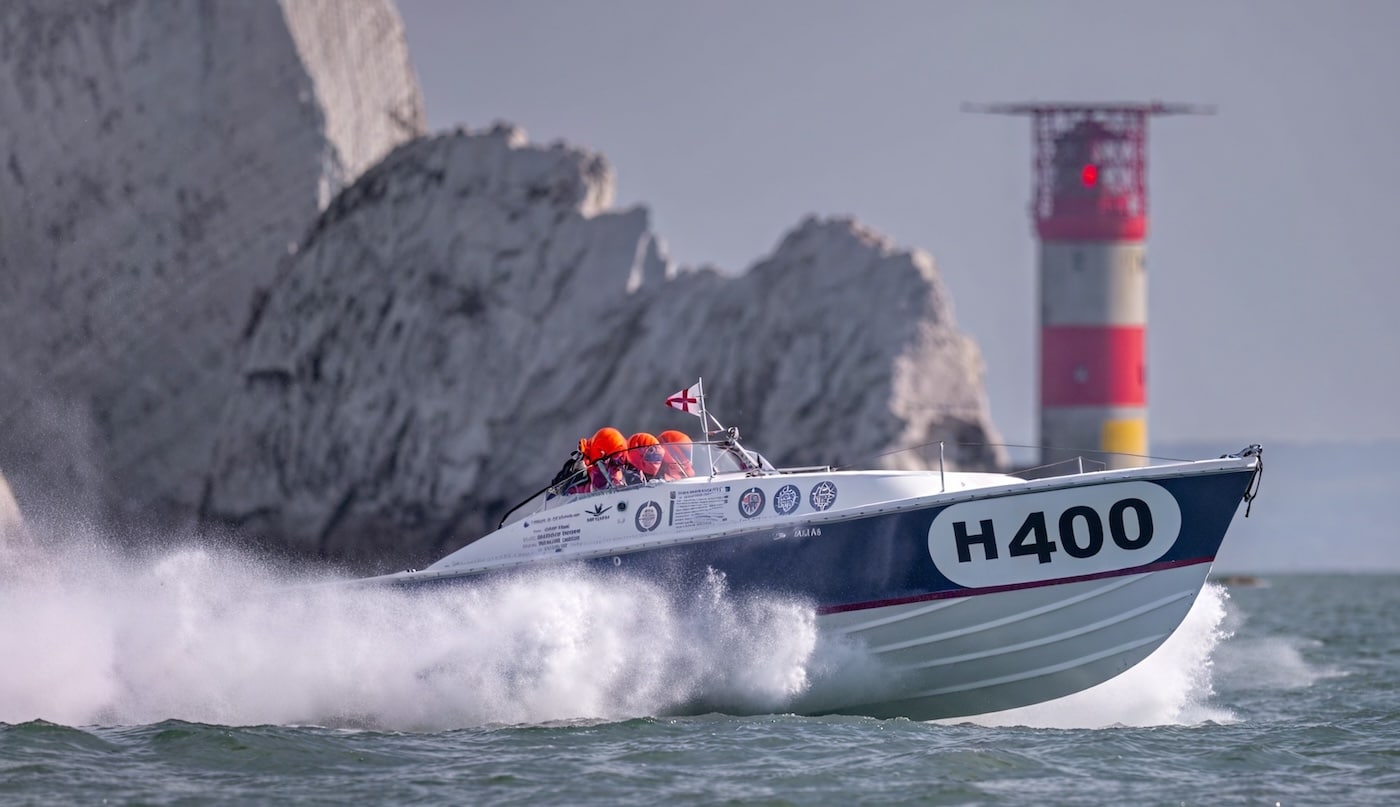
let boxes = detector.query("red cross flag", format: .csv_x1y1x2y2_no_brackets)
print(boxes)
665,381,704,416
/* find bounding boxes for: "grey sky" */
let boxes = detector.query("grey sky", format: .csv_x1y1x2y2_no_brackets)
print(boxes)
397,0,1400,448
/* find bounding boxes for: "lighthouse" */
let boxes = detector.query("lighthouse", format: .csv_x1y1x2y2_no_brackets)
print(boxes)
967,102,1210,469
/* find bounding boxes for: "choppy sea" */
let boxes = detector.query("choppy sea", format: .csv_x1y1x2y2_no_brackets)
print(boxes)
1,534,1395,806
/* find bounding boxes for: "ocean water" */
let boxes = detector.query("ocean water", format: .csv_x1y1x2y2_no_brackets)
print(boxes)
1,539,1396,805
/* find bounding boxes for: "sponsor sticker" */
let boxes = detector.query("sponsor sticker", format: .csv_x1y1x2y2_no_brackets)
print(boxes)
738,487,765,518
774,484,801,516
635,500,663,532
522,511,582,551
667,486,730,529
809,480,838,512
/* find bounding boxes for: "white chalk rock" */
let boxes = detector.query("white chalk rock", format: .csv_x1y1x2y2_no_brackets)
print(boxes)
204,126,1004,564
0,471,25,545
0,0,424,523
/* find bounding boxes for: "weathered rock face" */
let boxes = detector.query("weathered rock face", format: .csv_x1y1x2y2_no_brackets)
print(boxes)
1,5,1005,564
203,125,1004,567
0,0,423,525
0,471,26,547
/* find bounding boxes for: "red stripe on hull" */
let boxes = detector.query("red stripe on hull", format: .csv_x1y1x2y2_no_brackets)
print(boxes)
1041,325,1146,406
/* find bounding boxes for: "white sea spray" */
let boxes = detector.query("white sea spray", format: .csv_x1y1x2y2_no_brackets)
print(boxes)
0,539,819,730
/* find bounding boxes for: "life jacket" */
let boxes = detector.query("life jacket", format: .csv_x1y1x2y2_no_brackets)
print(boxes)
589,458,627,489
659,459,693,481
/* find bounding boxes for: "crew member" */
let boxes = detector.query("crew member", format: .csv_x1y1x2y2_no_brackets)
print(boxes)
658,429,695,480
587,427,629,489
550,437,592,496
626,432,664,482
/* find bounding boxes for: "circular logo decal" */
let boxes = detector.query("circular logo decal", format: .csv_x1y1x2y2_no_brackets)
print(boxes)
774,484,801,516
738,487,765,518
635,501,662,532
809,481,838,512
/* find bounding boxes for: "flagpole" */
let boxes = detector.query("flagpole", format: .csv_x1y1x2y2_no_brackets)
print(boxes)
697,377,714,477
697,378,726,436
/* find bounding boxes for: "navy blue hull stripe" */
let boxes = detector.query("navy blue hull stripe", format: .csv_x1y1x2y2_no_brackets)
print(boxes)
817,555,1216,615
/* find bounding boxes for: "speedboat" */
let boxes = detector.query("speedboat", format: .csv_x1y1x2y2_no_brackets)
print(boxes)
370,385,1263,721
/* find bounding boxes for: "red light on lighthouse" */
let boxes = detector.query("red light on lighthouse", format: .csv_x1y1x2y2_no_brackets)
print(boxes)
1081,163,1099,187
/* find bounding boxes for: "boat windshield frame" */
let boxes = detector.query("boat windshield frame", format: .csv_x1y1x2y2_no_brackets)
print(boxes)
498,435,780,529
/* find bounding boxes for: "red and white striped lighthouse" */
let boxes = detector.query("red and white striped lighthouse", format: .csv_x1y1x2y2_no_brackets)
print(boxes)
968,102,1210,469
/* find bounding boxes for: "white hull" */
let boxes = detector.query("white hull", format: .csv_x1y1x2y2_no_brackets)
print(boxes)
817,562,1210,719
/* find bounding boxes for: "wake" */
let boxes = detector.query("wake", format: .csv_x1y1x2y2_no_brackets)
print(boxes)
0,537,817,730
2,527,1243,731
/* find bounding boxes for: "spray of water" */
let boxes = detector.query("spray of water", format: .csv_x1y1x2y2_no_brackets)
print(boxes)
951,583,1237,728
2,519,1255,732
0,538,821,730
1212,601,1342,690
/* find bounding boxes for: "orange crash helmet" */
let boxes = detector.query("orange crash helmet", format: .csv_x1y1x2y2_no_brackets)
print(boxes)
588,427,628,462
658,429,695,477
627,432,664,477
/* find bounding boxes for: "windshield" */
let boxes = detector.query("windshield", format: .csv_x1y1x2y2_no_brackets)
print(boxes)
499,436,776,528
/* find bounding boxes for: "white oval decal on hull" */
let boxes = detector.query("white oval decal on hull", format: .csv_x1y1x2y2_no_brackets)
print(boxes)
927,481,1181,589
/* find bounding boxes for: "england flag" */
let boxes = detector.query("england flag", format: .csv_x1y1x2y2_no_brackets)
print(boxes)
665,381,704,416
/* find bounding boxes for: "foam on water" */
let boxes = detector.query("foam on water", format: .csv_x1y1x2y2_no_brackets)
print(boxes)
1212,607,1344,690
0,537,819,730
2,528,1252,732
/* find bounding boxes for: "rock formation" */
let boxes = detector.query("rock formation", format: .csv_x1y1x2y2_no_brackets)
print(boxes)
203,125,1004,566
2,2,1005,567
0,0,424,526
0,471,26,549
